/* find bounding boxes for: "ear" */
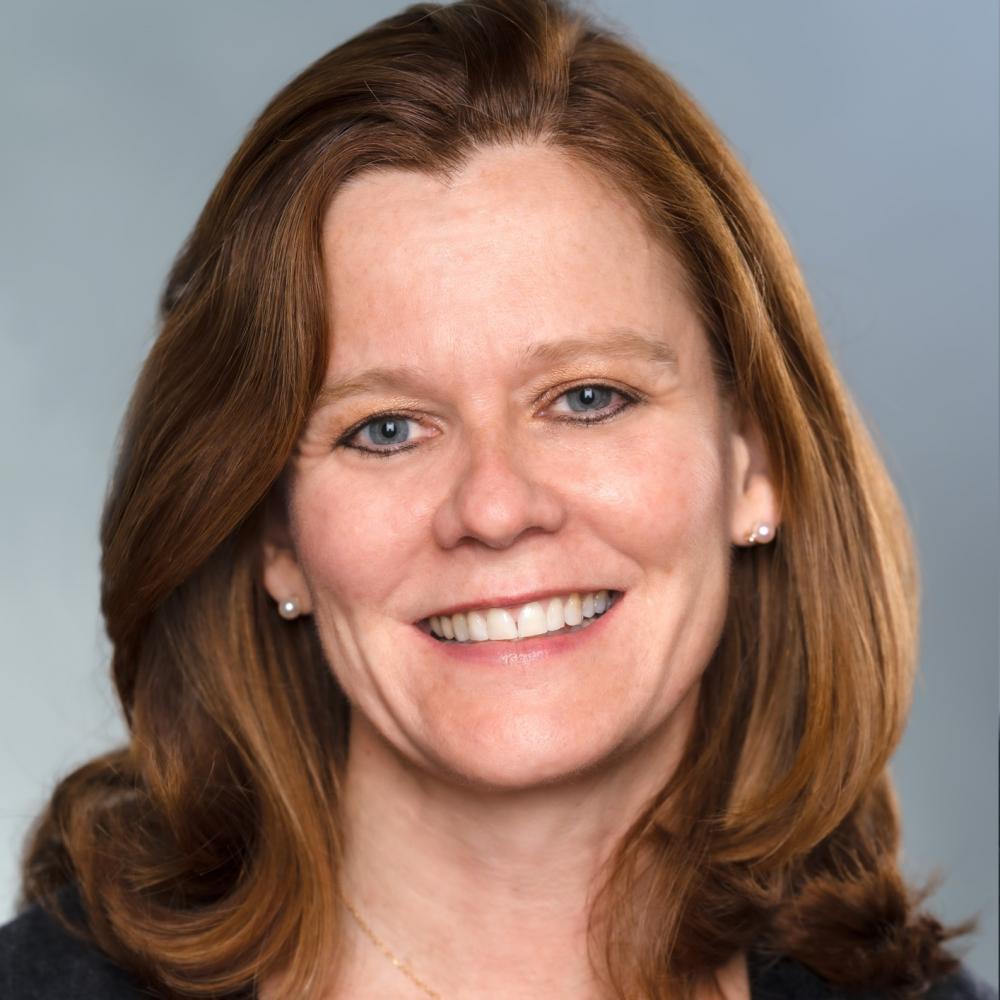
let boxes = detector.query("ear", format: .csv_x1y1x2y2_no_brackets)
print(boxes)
727,406,781,547
260,487,314,616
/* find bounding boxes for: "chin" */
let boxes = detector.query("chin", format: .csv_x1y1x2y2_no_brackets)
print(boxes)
419,714,631,792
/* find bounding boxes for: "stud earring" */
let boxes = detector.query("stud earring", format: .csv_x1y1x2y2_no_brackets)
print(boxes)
745,522,774,546
277,596,302,620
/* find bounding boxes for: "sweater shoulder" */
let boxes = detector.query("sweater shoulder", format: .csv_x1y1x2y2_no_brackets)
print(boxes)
750,952,998,1000
0,886,149,999
924,965,999,1000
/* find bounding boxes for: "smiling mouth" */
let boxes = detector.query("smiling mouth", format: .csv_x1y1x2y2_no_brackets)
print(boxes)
417,590,622,645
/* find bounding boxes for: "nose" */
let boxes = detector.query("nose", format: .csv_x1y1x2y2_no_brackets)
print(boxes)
432,425,566,550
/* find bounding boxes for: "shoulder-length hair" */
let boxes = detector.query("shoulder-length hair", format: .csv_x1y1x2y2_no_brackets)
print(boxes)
20,1,975,997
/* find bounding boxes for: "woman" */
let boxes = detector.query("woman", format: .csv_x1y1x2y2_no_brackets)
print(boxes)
0,0,993,997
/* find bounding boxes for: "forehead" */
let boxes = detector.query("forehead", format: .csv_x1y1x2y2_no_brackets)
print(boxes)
319,143,704,370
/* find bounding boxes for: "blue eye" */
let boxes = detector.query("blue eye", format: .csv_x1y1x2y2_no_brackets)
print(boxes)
360,417,410,447
561,385,615,413
336,412,423,457
546,383,636,423
337,383,638,459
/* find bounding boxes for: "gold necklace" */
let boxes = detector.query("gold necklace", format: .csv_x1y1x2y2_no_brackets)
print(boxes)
338,889,443,1000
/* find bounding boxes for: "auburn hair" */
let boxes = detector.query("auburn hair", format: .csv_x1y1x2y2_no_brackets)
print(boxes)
19,0,977,997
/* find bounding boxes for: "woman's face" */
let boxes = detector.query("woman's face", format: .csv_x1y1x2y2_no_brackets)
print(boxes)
265,143,776,789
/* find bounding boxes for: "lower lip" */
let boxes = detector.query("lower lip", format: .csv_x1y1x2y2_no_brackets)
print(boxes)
411,593,623,666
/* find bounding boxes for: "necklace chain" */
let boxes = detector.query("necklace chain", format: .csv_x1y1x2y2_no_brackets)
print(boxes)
338,888,443,1000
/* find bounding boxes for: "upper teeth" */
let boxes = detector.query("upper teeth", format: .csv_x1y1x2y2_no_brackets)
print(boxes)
428,590,614,642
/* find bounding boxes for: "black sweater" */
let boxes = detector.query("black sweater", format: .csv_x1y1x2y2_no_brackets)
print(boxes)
1,887,995,999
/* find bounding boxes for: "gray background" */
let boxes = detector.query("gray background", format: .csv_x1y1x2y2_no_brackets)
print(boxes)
2,0,997,987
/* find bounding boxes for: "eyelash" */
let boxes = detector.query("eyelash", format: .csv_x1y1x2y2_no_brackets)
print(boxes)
335,382,643,459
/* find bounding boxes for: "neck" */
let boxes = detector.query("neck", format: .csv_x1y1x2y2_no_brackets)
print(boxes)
335,699,703,999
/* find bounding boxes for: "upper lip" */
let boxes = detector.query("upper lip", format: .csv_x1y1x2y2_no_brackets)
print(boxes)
416,587,621,623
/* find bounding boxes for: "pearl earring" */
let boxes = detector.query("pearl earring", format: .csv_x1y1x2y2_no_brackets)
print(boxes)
746,522,774,545
277,596,302,620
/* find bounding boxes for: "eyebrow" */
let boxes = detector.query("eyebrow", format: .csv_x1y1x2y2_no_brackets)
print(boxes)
313,327,678,409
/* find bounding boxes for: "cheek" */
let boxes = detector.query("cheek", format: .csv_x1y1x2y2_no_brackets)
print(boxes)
578,428,729,558
288,472,418,611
